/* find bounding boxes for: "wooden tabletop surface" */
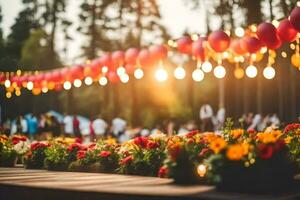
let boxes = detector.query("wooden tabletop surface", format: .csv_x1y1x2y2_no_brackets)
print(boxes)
0,167,299,200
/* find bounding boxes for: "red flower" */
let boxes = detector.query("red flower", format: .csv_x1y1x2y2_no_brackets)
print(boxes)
247,129,257,135
187,138,195,144
76,150,87,160
134,137,149,148
88,143,97,150
169,144,181,161
284,123,300,133
99,151,111,158
67,143,87,152
31,142,49,151
75,137,82,144
146,141,159,149
12,135,27,145
198,148,211,157
257,144,274,160
186,130,199,138
158,166,168,178
274,139,285,151
120,155,133,165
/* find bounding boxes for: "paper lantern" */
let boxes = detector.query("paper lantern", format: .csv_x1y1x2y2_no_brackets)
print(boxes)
138,49,153,68
231,39,247,55
277,19,298,42
289,6,300,32
192,39,206,61
107,71,119,83
240,36,262,54
177,36,193,54
257,22,282,49
125,48,139,65
112,50,125,66
149,45,168,61
208,30,230,52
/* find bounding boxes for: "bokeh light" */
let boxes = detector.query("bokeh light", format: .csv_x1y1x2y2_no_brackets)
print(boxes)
246,65,257,78
263,66,276,79
192,69,204,82
134,68,144,79
213,65,226,79
155,68,168,82
174,66,186,80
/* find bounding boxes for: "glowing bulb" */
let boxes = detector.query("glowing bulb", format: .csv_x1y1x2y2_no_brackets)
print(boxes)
4,79,11,88
197,164,207,177
272,20,279,28
155,68,168,82
260,47,268,53
120,73,129,83
134,68,144,79
73,79,82,88
192,69,204,82
246,65,257,78
15,90,21,96
174,66,186,80
235,27,245,37
214,65,226,79
6,92,12,98
42,87,48,93
84,76,93,85
102,66,108,73
63,81,72,90
201,61,212,73
99,76,108,86
117,66,126,76
234,67,245,79
281,51,287,58
263,66,275,79
26,81,34,90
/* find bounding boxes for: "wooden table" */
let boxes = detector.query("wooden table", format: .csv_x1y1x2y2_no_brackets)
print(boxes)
0,167,299,200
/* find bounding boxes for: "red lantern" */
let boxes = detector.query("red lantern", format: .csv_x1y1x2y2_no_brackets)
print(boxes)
231,39,247,55
125,48,139,65
125,64,135,74
100,53,115,71
90,59,101,78
107,71,119,83
208,30,230,52
54,84,62,92
192,38,206,61
138,49,153,68
277,19,298,42
240,36,262,54
112,50,125,67
177,36,193,54
149,45,168,61
289,6,300,32
60,68,71,81
70,65,84,80
51,70,62,83
257,22,282,49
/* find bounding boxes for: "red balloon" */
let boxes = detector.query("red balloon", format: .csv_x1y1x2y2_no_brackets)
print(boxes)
257,22,282,49
54,84,62,92
44,73,53,83
11,76,22,87
70,65,84,80
125,64,135,74
192,39,206,61
112,50,125,66
89,59,101,78
231,39,247,55
51,70,62,83
289,6,300,32
0,74,5,82
277,19,298,42
138,49,153,68
149,45,168,61
240,36,262,54
107,71,119,83
208,30,230,52
60,68,71,81
100,53,115,71
125,48,139,65
177,36,193,54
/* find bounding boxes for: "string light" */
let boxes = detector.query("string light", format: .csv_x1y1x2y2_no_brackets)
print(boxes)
201,61,212,73
120,73,129,83
134,68,144,79
26,81,34,90
290,43,296,50
197,164,207,177
4,79,11,88
260,47,268,54
235,27,245,37
192,69,204,82
281,51,287,58
174,66,186,80
15,90,21,96
84,76,93,85
42,87,48,93
245,65,257,78
102,66,108,73
73,79,82,88
6,92,12,99
234,67,244,79
263,66,276,79
99,76,108,86
117,66,126,76
155,68,168,82
63,81,72,90
213,65,226,79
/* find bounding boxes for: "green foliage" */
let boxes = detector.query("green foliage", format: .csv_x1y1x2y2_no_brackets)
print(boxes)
0,141,17,167
44,143,69,170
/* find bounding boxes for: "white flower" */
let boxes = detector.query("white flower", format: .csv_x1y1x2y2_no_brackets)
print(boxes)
13,140,30,155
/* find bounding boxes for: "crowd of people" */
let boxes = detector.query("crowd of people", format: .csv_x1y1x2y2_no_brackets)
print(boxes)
0,104,282,143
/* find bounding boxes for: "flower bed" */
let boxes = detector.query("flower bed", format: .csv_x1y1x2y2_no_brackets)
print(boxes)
1,121,300,193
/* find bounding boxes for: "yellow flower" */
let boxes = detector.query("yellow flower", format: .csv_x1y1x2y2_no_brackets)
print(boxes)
241,142,249,155
226,144,245,161
285,136,292,144
271,130,282,139
0,135,8,144
230,129,244,139
210,137,227,154
203,133,218,143
256,132,277,143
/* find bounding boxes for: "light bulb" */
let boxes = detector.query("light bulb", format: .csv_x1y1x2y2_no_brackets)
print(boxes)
263,66,275,80
174,66,186,80
134,68,144,79
102,66,108,73
246,65,257,78
120,73,129,83
192,69,204,82
84,76,93,85
99,76,108,86
234,67,244,79
42,87,48,93
117,66,126,76
63,81,72,90
214,65,226,79
155,68,168,82
197,164,207,177
26,81,34,90
73,79,82,88
4,79,11,88
235,27,245,37
202,61,212,73
15,90,21,96
6,92,12,98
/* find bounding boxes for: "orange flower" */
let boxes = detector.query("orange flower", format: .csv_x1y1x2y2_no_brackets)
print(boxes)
226,144,245,161
230,129,244,139
209,137,227,154
256,132,277,143
271,130,282,139
284,136,292,144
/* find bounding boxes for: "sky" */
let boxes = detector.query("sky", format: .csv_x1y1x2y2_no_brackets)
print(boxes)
0,0,211,64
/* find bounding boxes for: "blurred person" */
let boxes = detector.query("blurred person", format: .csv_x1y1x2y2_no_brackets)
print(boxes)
213,107,226,131
28,115,38,140
92,116,108,138
89,117,96,142
151,124,163,135
200,104,214,131
140,128,150,137
63,114,73,136
178,124,189,136
247,114,262,131
245,112,254,128
166,120,175,136
73,115,81,138
269,113,280,127
258,114,270,131
15,115,28,134
111,117,127,137
50,116,60,137
3,119,11,136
